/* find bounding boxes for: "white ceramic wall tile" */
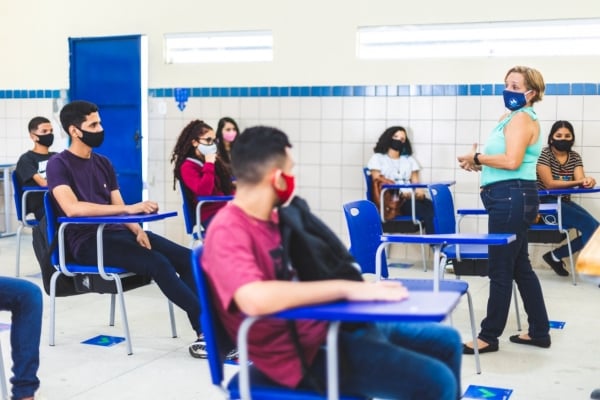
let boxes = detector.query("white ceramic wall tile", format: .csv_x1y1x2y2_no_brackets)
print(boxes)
298,187,320,209
321,97,343,120
341,142,364,166
258,97,280,120
239,98,260,120
320,142,342,166
179,98,201,120
536,95,557,121
219,98,241,120
364,119,387,146
456,97,481,120
411,143,431,170
341,188,364,205
407,120,432,144
386,97,410,120
319,165,342,189
480,96,503,120
320,119,343,143
432,97,456,120
342,120,364,143
583,96,600,121
364,97,387,120
5,99,20,118
409,96,433,120
0,100,5,118
318,209,342,238
279,98,301,119
455,120,480,145
342,97,365,120
298,142,321,165
300,98,321,119
430,144,456,169
278,119,301,143
432,120,456,144
298,119,321,142
340,167,363,190
297,164,321,187
556,96,584,121
581,121,600,146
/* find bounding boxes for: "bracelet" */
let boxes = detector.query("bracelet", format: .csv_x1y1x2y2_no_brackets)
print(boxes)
473,152,481,165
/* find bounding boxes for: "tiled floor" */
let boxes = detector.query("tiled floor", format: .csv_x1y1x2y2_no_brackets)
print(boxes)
1,233,599,399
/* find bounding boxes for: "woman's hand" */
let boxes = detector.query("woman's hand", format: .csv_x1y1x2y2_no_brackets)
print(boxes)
582,177,597,188
135,230,152,249
457,143,480,172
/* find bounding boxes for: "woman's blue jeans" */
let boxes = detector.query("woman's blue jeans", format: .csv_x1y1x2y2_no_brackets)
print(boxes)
0,277,42,400
301,322,462,400
540,196,600,259
479,179,550,345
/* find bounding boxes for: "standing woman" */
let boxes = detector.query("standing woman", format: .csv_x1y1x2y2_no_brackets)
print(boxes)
171,120,235,228
458,66,551,353
537,120,599,276
215,116,240,166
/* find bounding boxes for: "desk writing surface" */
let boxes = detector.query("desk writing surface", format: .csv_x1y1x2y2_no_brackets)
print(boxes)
380,233,515,246
381,181,456,190
538,186,600,196
274,291,461,323
58,211,177,224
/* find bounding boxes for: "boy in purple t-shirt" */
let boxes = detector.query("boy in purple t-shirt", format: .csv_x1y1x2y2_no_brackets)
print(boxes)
203,126,463,399
46,100,203,358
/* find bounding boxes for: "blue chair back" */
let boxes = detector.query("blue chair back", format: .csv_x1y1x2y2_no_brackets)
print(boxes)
179,180,196,237
428,184,456,234
43,192,60,266
343,200,388,277
12,170,25,221
363,167,373,201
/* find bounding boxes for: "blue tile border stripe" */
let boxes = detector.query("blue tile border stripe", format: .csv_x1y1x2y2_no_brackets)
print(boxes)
1,83,598,99
147,83,598,97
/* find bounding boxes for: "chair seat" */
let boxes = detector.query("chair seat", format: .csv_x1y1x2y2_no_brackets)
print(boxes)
442,244,489,259
394,278,468,294
228,367,365,400
23,217,39,227
63,264,130,275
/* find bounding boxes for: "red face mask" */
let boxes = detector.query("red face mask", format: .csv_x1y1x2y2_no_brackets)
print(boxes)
272,171,295,205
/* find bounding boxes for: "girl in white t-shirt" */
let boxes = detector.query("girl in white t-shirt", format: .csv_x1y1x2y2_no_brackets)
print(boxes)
367,126,434,233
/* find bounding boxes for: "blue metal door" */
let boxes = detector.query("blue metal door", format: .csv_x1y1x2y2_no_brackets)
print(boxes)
69,35,144,204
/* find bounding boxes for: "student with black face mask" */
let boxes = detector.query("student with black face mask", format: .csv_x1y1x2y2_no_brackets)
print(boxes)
15,116,57,219
536,120,599,277
367,126,435,233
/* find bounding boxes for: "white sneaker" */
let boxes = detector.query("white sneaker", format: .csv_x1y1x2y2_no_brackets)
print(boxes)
188,334,208,359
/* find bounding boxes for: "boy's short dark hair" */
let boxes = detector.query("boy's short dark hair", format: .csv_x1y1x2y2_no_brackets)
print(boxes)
231,126,292,184
59,100,99,134
28,116,51,133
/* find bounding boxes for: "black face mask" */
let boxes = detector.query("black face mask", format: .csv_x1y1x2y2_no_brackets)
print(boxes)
552,139,574,152
34,133,54,147
390,139,404,152
77,127,105,148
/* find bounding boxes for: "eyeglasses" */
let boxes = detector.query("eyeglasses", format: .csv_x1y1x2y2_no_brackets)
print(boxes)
198,137,217,145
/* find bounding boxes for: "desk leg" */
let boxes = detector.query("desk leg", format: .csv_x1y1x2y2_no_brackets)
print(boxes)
326,321,341,400
432,245,441,292
0,166,14,237
375,242,391,280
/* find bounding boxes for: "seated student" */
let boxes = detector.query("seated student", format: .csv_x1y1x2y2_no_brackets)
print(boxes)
15,116,57,219
215,116,240,166
367,126,435,233
171,120,235,228
203,126,462,400
0,276,43,400
536,120,599,277
46,100,204,359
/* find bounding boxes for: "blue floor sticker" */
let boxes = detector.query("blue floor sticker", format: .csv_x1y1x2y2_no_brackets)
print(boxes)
388,262,413,269
0,323,10,332
463,385,513,399
549,320,565,329
81,335,126,347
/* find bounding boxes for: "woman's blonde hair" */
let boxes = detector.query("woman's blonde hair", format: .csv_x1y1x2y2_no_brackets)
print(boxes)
505,66,545,104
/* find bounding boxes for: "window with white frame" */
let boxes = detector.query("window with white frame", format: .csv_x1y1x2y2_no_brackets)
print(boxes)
164,30,273,63
357,19,600,59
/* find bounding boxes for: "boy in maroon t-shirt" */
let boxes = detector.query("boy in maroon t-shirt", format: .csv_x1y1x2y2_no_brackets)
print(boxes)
203,126,463,399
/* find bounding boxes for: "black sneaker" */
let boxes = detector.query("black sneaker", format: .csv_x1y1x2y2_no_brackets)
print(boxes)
543,252,569,277
189,334,208,359
225,348,239,362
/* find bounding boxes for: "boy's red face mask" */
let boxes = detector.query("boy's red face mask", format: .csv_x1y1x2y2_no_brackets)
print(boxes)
272,171,295,205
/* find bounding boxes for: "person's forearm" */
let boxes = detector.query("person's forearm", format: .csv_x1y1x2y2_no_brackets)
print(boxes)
477,153,524,170
60,201,129,217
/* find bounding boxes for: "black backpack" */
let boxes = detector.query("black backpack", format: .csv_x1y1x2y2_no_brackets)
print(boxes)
31,215,79,296
278,196,363,282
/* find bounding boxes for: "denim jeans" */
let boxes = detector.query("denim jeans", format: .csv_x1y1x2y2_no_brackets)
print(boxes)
300,322,462,400
75,230,201,334
479,179,550,344
0,277,42,400
540,196,600,259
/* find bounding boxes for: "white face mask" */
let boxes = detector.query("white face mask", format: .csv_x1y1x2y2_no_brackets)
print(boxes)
197,143,217,155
